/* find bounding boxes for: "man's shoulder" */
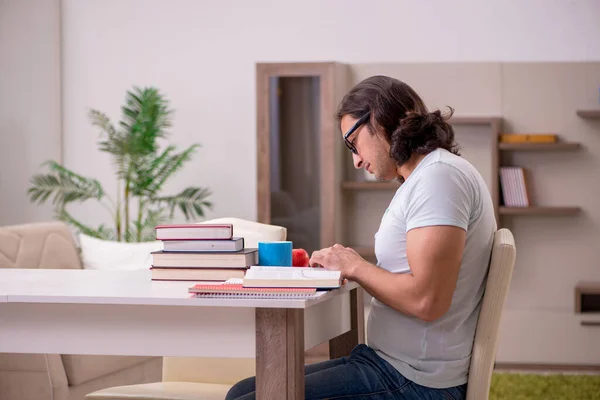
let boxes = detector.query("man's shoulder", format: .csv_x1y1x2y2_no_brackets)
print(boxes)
433,148,475,170
399,150,483,209
411,150,473,184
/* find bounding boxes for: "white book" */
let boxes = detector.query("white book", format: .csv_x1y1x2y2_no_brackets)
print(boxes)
516,167,530,206
510,168,522,207
162,237,244,252
500,167,518,207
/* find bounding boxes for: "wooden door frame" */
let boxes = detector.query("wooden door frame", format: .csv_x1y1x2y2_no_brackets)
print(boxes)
256,62,338,248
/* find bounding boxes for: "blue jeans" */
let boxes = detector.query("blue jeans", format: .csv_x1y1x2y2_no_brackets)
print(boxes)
225,344,467,400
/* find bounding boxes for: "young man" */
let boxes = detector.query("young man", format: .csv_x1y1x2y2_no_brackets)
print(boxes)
226,75,496,400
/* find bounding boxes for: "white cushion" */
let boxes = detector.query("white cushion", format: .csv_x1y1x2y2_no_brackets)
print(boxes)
85,381,231,400
78,233,163,270
162,356,255,385
62,354,157,386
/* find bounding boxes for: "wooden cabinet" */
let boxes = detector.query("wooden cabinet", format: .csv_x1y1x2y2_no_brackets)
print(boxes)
256,62,350,253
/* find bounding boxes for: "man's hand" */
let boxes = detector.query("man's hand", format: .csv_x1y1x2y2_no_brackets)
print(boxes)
309,244,368,279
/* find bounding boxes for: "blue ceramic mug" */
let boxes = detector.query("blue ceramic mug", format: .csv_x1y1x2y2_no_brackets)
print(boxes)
258,241,293,266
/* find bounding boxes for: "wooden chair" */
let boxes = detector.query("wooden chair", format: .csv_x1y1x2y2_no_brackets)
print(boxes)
466,228,516,400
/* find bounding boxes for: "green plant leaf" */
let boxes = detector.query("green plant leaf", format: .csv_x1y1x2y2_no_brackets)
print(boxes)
139,208,169,242
132,144,200,197
89,109,118,140
153,187,213,220
27,161,104,207
89,109,130,179
123,223,137,243
119,87,172,157
128,145,176,196
56,208,115,240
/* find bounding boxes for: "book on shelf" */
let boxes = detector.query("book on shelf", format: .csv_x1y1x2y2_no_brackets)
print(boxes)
150,267,246,281
151,248,258,268
499,166,530,207
155,223,233,240
162,237,244,252
499,134,557,144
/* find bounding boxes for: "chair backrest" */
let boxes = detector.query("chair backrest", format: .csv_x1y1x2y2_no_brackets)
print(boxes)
162,217,287,384
0,221,82,269
466,228,516,400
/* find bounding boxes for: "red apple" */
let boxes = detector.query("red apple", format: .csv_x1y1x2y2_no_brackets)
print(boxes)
292,248,310,267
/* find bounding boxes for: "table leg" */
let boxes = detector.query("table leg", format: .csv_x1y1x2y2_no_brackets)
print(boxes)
329,287,365,359
256,308,305,400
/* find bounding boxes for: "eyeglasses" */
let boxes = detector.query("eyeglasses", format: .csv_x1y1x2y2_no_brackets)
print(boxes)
343,112,371,155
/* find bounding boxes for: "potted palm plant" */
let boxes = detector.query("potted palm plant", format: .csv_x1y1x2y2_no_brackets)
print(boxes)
28,86,212,245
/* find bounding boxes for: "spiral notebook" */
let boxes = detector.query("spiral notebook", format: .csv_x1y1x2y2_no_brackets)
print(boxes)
189,278,322,299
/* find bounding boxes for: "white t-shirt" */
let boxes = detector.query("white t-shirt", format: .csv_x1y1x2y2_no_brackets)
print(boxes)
367,148,497,389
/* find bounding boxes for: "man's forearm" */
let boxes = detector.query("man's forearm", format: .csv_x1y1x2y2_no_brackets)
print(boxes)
348,261,425,319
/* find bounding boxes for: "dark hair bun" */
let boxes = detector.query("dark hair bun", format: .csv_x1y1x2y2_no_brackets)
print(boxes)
390,107,458,166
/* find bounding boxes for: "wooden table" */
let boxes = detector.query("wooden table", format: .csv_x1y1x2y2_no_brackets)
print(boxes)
0,269,363,399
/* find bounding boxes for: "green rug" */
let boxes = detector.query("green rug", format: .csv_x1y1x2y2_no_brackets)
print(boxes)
490,372,600,400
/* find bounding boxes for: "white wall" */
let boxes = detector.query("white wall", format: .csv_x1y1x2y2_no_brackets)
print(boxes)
0,0,62,226
60,0,600,228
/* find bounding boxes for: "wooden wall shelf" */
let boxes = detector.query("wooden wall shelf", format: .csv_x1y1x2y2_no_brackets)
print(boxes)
498,142,581,151
342,181,401,190
576,110,600,119
499,206,581,216
450,116,502,125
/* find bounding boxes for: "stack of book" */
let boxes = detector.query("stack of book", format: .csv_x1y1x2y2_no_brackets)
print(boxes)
150,223,258,281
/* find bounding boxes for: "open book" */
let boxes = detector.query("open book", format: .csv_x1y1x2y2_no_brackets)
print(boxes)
243,266,342,289
188,266,342,298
